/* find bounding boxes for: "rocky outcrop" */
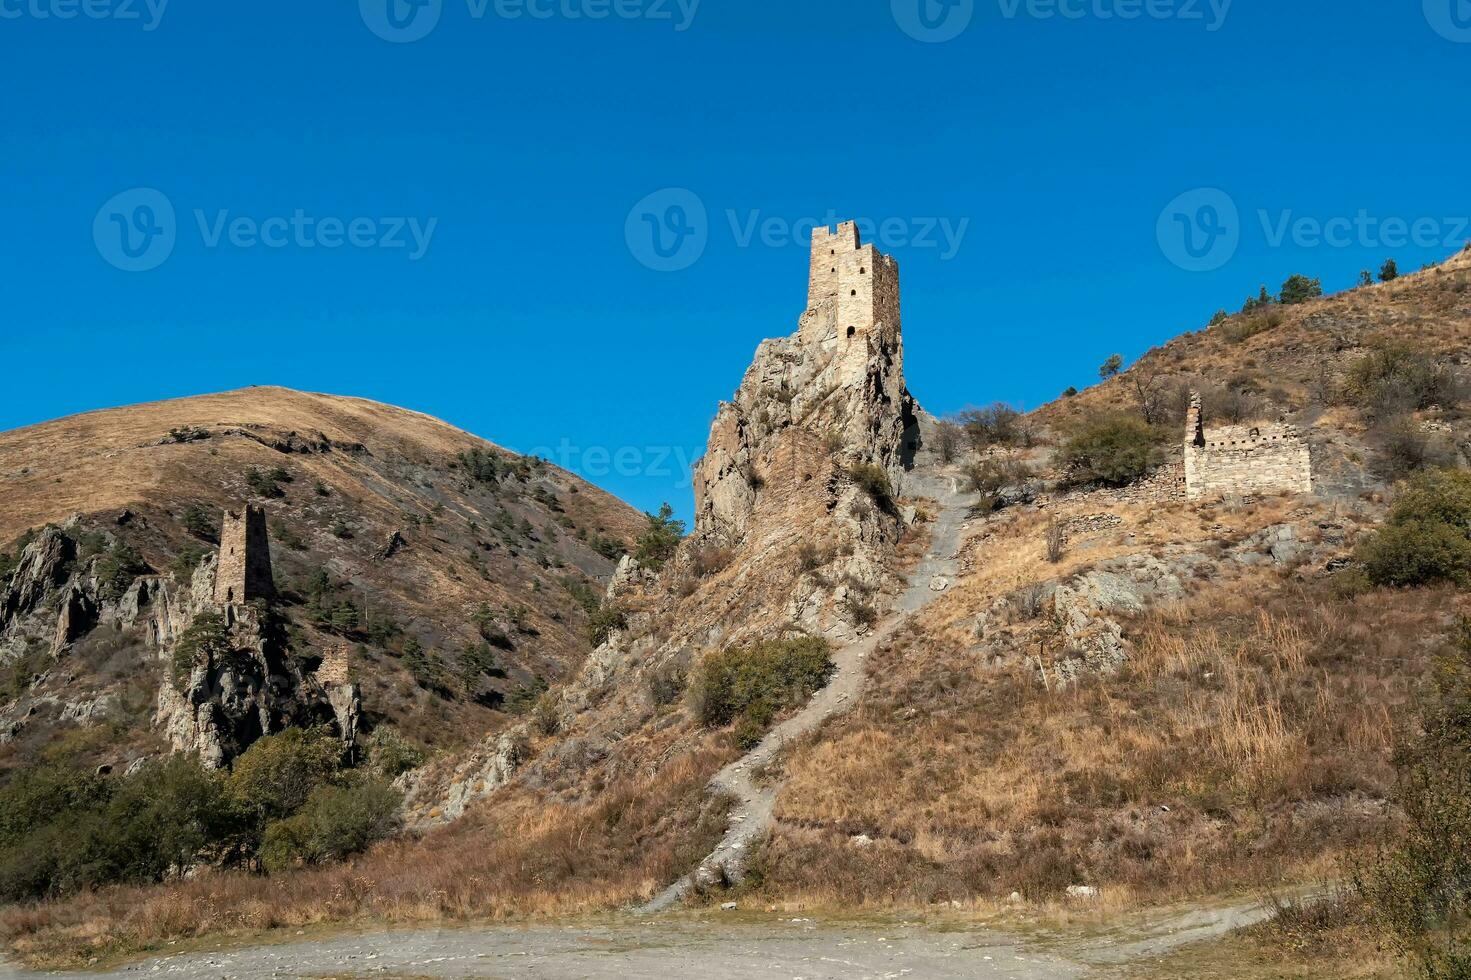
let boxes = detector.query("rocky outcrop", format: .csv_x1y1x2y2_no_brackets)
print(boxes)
0,527,74,635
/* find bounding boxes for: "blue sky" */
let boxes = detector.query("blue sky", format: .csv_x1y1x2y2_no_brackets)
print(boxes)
2,0,1468,522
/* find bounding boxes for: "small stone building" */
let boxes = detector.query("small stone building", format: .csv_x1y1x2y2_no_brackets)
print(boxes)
1183,393,1313,501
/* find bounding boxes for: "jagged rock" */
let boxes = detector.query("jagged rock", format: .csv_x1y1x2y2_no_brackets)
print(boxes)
377,530,407,561
52,584,97,655
398,728,526,830
1,527,74,632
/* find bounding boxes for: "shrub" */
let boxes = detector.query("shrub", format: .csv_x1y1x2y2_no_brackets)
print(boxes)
364,728,425,780
1355,619,1471,975
0,756,239,902
1375,418,1457,479
647,661,687,707
180,503,218,542
1356,469,1471,588
95,541,149,601
587,603,627,646
1346,344,1457,418
1379,258,1399,282
1099,354,1124,380
692,637,834,735
932,420,964,462
690,544,734,578
1059,414,1164,487
846,463,895,512
955,404,1025,448
245,467,285,499
634,504,684,570
260,777,400,874
229,728,342,825
1278,274,1323,305
171,611,232,688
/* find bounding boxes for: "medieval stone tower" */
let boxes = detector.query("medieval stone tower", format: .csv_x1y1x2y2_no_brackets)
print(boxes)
800,222,902,383
214,505,275,607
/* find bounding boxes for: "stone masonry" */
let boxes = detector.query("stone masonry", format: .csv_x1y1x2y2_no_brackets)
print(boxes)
213,505,275,606
1183,392,1312,501
800,221,903,386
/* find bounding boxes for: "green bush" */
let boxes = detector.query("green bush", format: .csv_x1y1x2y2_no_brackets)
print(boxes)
846,463,895,512
229,727,343,825
95,541,149,602
364,727,425,780
1346,344,1457,419
634,504,684,570
587,603,626,646
246,467,286,499
171,612,232,688
181,503,218,542
1059,414,1164,487
692,637,834,741
260,777,400,874
1379,258,1399,282
0,756,240,903
1357,469,1471,588
1278,274,1323,305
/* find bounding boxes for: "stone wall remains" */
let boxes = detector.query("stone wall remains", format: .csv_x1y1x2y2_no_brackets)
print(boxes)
1183,393,1312,501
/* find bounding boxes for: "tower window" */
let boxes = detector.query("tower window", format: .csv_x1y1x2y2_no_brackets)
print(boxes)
847,326,856,338
860,267,866,274
850,289,857,296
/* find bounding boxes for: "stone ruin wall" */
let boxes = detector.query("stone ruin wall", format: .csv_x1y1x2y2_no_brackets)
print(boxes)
1183,394,1313,501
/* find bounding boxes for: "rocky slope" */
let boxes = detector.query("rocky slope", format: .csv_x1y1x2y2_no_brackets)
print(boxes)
0,387,644,777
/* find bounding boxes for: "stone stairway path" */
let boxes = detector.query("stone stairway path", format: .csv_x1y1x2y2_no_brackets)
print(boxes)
636,470,972,914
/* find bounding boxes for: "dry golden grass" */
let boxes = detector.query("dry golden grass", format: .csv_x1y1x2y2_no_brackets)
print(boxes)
0,747,730,970
755,578,1461,909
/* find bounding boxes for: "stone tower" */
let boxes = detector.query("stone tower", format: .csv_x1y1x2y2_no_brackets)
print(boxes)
214,505,275,606
800,221,902,382
1183,391,1313,501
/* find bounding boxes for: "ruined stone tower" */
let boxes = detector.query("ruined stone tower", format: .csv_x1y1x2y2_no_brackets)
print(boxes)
800,221,902,384
213,505,275,606
1183,392,1313,501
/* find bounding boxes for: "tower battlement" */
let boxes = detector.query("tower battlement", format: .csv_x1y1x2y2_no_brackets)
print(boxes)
214,505,275,607
802,221,901,350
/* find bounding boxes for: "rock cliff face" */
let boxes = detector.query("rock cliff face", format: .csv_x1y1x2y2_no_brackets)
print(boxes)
0,521,356,770
401,223,930,825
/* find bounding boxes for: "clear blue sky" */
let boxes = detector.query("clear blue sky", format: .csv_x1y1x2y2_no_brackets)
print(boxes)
3,1,1468,522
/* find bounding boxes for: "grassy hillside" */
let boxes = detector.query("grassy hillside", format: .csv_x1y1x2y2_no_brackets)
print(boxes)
0,386,645,763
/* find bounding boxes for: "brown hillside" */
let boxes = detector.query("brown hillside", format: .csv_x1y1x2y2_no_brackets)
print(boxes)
0,386,645,762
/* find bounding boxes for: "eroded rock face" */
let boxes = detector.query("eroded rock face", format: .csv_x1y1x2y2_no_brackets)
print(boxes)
1,524,356,769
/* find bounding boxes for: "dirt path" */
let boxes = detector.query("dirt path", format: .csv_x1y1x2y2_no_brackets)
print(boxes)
0,900,1279,979
638,470,972,914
